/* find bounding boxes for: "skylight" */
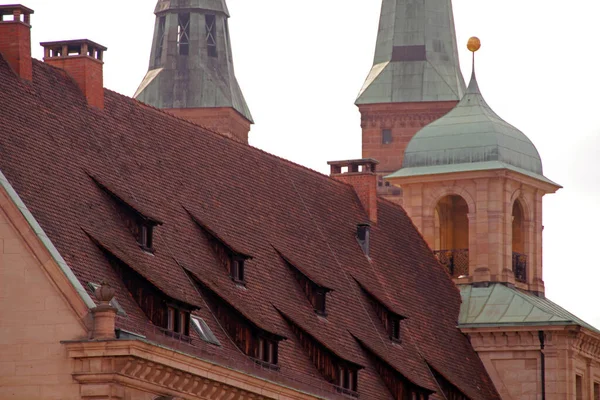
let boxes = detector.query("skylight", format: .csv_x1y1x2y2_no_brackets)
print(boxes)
191,316,220,346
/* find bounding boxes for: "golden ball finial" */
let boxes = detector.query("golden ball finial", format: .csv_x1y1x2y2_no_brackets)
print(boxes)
467,37,481,52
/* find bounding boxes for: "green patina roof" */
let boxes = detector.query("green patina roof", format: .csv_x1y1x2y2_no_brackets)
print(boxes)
458,284,600,334
356,0,466,104
399,71,545,178
385,160,560,187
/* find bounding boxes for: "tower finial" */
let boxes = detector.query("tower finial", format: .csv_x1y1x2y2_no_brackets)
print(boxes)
467,36,481,73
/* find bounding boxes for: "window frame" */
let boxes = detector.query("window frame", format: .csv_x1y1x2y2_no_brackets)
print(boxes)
205,14,218,58
382,129,393,145
177,12,191,56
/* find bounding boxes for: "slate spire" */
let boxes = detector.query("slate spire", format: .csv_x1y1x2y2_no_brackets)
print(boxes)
135,0,253,142
356,0,466,104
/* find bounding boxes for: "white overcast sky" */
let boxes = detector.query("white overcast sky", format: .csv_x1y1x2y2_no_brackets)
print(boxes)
22,0,600,327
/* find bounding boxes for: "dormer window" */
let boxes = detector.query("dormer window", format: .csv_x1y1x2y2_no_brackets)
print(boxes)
356,337,433,400
89,174,162,254
257,337,279,365
167,306,190,336
189,272,285,369
356,279,405,343
186,209,252,286
138,222,154,251
278,309,363,396
356,223,371,257
230,256,245,283
275,248,332,316
89,236,197,339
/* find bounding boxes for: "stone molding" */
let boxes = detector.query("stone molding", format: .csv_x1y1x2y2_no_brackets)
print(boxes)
64,339,323,400
360,112,448,129
572,329,600,362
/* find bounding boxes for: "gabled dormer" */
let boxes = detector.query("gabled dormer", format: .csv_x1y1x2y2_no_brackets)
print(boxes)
274,247,332,316
186,209,251,285
88,235,198,339
188,271,285,369
354,337,433,400
355,279,405,343
89,174,162,252
277,309,364,396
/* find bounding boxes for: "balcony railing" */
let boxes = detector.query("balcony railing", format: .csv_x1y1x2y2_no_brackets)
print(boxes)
433,249,469,278
512,252,527,282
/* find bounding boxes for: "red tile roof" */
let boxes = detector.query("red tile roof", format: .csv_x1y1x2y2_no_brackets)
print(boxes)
0,55,500,400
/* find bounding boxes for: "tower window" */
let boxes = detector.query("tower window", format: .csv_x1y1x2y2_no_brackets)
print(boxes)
178,13,190,56
155,16,166,64
382,129,392,144
205,14,217,57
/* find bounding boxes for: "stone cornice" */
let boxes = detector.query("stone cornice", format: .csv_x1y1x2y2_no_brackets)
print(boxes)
64,339,325,400
572,329,600,362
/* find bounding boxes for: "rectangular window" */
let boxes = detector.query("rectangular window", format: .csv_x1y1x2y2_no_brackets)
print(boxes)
230,258,245,283
155,16,166,64
138,223,154,251
205,14,217,57
167,307,175,331
382,129,393,144
255,337,278,366
389,316,401,342
576,375,583,400
594,382,599,400
178,13,190,56
313,289,326,316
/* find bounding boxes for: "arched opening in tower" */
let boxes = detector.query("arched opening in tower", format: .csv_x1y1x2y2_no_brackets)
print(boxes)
433,195,469,278
512,200,527,282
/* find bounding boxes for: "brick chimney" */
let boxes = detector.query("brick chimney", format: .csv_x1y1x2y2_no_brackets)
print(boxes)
40,39,107,109
0,5,33,81
328,159,379,224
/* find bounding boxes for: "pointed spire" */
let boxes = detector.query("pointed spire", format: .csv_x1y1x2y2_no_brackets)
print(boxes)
134,0,253,141
465,36,481,95
356,0,466,105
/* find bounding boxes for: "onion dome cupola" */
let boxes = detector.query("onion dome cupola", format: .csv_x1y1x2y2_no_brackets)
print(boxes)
389,37,555,185
386,38,560,295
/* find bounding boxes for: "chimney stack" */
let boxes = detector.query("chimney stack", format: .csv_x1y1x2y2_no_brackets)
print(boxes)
41,39,107,109
328,159,379,224
0,5,33,81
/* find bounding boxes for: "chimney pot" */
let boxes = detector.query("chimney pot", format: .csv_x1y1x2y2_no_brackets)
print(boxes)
0,4,34,81
327,159,379,224
40,39,107,109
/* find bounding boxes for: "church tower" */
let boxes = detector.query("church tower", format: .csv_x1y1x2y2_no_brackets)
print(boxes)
356,0,466,202
134,0,253,143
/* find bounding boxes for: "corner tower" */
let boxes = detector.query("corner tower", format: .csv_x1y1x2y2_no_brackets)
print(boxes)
135,0,253,143
356,0,466,201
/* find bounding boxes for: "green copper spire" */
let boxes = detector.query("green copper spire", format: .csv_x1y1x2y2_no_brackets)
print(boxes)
356,0,466,104
134,0,252,123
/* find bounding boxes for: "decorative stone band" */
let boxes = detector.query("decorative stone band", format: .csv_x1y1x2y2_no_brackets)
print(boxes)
63,339,325,400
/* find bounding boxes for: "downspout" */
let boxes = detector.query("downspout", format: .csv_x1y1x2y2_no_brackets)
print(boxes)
538,331,546,400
